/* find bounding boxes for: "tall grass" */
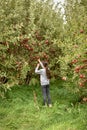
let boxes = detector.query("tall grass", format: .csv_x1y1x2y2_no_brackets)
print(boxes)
0,80,87,130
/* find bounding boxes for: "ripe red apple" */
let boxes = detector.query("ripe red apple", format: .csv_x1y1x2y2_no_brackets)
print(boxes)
75,66,80,70
79,82,84,87
24,44,29,48
80,64,87,70
30,48,33,51
79,74,85,78
45,40,49,44
62,76,67,81
80,30,84,33
83,97,87,102
71,59,78,64
82,59,87,63
22,38,29,44
24,38,29,42
74,66,81,73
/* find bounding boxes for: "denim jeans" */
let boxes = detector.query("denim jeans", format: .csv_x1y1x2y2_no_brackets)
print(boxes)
41,84,51,105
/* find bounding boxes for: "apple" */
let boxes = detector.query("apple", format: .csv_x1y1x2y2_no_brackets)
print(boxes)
80,64,87,69
29,48,33,51
62,76,67,81
75,69,80,73
45,40,49,44
79,74,85,78
71,59,78,64
80,30,84,33
22,38,29,44
83,97,87,102
82,59,87,63
79,82,84,87
24,44,29,48
75,66,80,70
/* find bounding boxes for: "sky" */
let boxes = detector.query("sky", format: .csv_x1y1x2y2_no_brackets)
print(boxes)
53,0,65,14
53,0,66,22
54,0,65,4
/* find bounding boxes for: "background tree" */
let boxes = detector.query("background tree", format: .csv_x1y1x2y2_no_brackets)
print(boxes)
0,0,64,96
58,0,87,97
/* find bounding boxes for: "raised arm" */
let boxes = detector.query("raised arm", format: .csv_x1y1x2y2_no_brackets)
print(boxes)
35,63,43,74
38,59,44,69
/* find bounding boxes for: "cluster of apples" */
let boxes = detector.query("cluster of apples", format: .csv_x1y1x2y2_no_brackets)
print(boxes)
20,38,33,51
71,55,87,87
35,31,42,41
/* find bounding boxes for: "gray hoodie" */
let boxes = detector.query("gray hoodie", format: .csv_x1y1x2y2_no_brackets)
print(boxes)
35,62,49,86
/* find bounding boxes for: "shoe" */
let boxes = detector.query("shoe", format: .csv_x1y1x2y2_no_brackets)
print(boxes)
43,103,47,107
48,104,52,108
43,104,47,107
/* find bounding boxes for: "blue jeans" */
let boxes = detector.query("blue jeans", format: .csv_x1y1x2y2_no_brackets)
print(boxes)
41,84,51,105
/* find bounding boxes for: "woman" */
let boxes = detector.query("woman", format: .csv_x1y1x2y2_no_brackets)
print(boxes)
35,59,52,107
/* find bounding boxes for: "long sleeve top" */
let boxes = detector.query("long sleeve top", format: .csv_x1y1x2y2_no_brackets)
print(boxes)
35,61,49,86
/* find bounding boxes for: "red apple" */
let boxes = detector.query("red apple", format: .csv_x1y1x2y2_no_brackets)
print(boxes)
79,74,85,78
83,97,87,102
82,59,87,63
30,48,33,51
80,30,84,33
75,66,80,70
45,40,49,44
71,59,78,64
79,82,84,87
62,76,67,81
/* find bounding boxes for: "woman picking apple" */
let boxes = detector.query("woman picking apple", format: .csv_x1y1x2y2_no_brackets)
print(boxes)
35,59,52,107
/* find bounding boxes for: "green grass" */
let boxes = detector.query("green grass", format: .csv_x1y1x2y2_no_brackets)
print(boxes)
0,80,87,130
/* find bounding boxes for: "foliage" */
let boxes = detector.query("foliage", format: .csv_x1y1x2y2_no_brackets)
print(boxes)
58,0,87,92
0,0,63,95
0,0,87,98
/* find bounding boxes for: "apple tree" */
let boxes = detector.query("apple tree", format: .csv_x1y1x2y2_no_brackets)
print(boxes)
57,0,87,100
0,0,64,97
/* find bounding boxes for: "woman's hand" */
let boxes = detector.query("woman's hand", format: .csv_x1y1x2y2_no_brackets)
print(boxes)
38,58,41,63
38,58,44,69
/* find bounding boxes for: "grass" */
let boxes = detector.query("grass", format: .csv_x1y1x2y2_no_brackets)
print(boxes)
0,79,87,130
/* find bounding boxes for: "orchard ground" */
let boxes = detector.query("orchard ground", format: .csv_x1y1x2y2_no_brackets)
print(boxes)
0,79,87,130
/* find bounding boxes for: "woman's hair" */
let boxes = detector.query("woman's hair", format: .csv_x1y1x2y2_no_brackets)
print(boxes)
43,62,51,79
